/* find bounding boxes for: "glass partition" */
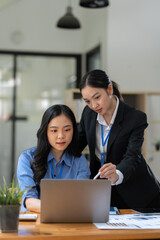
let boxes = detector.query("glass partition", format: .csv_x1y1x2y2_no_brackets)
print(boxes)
15,56,77,170
0,55,14,184
0,52,80,185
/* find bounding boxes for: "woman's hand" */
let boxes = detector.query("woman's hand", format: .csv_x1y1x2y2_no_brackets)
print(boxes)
99,163,119,184
25,198,41,213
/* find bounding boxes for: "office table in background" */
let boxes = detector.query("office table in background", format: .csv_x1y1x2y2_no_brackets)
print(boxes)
0,210,160,240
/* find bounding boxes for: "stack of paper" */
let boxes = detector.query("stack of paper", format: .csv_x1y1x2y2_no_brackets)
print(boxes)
94,214,160,229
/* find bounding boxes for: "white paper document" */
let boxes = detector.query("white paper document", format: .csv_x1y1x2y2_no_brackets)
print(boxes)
94,214,160,229
19,213,37,221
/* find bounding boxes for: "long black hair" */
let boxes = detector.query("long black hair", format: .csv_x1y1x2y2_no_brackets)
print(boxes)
31,104,80,185
79,69,123,100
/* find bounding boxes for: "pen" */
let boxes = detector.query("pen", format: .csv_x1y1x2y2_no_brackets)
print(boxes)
93,172,101,180
114,207,120,215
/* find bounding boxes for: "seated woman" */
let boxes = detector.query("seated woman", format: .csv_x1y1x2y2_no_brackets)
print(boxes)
17,104,90,212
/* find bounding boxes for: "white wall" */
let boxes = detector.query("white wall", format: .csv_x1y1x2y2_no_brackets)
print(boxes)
0,0,84,53
0,0,108,66
81,7,109,70
107,0,160,92
0,0,160,90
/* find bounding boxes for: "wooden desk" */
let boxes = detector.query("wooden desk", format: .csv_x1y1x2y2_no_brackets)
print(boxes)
0,210,160,240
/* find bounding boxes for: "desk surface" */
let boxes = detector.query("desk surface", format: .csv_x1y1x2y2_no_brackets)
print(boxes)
0,210,160,240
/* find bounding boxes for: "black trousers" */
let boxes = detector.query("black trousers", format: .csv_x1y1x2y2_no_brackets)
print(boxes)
146,192,160,208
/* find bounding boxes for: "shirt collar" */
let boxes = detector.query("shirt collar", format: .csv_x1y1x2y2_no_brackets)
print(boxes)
48,150,72,167
97,96,119,127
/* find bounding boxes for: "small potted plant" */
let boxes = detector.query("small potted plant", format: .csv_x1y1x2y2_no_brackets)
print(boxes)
153,140,160,151
0,177,25,233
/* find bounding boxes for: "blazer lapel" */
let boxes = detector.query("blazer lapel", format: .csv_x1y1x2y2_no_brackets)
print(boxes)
107,100,124,152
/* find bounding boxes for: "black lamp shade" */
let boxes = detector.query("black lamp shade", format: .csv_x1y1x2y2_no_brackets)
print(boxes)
79,0,109,8
57,6,81,29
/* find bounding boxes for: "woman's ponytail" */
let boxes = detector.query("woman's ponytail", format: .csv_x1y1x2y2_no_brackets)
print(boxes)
112,81,124,101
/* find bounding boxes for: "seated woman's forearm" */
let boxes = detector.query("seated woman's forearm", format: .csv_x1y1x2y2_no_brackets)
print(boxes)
25,197,41,213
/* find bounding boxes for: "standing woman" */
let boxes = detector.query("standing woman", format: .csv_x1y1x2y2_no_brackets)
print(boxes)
17,104,90,212
78,69,160,208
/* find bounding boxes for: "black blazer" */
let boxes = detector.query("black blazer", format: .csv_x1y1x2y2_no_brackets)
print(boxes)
78,100,160,208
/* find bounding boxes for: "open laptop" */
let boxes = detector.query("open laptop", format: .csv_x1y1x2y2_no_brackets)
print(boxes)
40,179,111,223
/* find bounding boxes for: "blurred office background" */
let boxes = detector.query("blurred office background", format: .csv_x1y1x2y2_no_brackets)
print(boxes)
0,0,160,185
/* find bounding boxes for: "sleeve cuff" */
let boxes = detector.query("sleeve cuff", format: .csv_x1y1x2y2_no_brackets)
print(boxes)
111,169,124,186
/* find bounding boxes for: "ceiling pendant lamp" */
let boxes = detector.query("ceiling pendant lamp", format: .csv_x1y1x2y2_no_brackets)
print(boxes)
57,5,81,29
79,0,109,8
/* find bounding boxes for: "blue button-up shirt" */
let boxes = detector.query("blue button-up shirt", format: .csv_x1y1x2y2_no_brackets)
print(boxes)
17,147,90,211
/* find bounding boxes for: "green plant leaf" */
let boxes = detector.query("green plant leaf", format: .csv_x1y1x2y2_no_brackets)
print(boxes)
0,176,29,205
